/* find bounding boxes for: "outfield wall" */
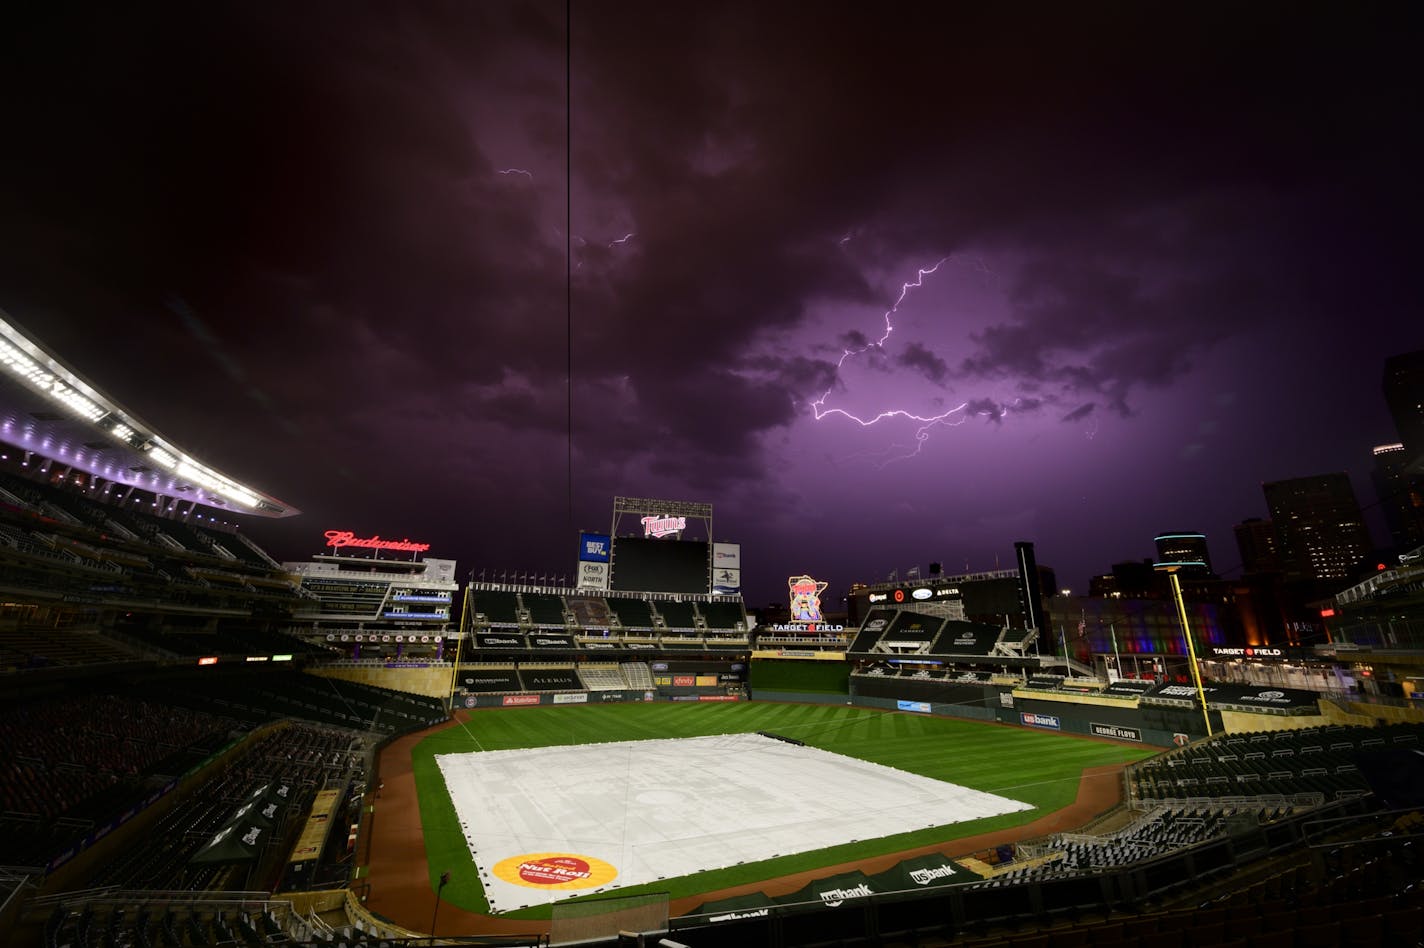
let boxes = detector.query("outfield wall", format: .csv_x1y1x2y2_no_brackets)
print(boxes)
750,690,851,706
459,691,745,709
1010,695,1213,746
749,658,849,694
853,677,1001,713
847,675,1215,746
852,694,997,722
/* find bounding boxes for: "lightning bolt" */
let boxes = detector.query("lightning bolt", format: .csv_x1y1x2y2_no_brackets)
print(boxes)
497,168,534,179
810,257,1008,464
609,233,635,247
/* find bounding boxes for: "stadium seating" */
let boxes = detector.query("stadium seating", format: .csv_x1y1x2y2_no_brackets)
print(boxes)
621,662,654,689
0,473,305,622
521,592,567,626
472,589,521,624
161,672,446,733
566,594,613,628
576,663,627,691
0,628,147,671
700,601,747,630
606,596,656,630
655,601,699,631
1128,724,1421,804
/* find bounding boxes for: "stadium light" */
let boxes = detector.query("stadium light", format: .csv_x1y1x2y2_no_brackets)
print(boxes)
429,870,450,945
0,310,291,515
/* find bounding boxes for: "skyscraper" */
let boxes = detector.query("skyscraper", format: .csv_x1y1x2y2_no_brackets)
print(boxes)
1262,473,1372,583
1371,443,1424,555
1383,350,1424,467
1233,517,1280,574
1154,531,1213,575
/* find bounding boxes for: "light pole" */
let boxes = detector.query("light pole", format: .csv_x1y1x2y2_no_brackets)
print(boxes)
1159,565,1213,737
430,871,449,945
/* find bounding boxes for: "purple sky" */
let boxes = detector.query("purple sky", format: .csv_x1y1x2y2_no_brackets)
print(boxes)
2,3,1422,607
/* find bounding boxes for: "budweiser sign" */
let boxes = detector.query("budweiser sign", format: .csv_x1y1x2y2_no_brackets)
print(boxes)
324,530,431,553
641,515,687,538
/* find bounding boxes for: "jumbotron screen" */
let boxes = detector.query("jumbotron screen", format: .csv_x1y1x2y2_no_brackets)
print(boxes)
611,537,710,594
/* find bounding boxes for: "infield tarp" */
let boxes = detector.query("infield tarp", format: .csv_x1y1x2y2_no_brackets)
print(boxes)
436,732,1030,912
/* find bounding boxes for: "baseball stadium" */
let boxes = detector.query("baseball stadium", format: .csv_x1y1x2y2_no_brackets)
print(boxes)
2,312,1423,948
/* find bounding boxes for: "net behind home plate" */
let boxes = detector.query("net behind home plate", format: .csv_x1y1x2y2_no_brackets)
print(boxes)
548,892,669,946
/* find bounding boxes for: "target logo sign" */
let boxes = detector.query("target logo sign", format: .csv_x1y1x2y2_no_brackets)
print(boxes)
894,589,905,602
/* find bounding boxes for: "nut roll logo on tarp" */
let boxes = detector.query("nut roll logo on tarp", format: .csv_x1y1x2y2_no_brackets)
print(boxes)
493,853,617,890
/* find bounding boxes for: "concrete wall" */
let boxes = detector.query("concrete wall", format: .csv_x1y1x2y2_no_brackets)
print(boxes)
1346,700,1424,725
308,664,453,699
1218,709,1334,733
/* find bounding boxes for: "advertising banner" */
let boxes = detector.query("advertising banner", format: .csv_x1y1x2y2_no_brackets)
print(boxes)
1090,722,1143,742
1103,679,1157,696
673,675,695,687
897,700,931,713
870,852,981,892
712,567,741,595
578,532,612,562
1208,645,1295,661
750,650,848,661
553,692,590,704
695,675,719,686
712,542,742,569
866,585,961,605
577,560,610,590
477,633,526,649
1020,711,1060,729
502,694,541,706
1199,683,1321,709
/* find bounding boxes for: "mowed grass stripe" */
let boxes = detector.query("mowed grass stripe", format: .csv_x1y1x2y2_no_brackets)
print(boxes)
408,702,1156,917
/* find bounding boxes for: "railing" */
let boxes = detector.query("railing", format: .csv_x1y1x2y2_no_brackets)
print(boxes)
1129,791,1324,811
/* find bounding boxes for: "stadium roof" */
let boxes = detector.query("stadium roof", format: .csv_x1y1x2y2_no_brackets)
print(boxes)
0,310,298,518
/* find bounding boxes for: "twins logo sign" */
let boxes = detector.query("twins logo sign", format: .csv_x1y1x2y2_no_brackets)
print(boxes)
789,574,828,622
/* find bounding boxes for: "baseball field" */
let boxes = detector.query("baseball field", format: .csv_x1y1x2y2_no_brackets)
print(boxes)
402,701,1158,919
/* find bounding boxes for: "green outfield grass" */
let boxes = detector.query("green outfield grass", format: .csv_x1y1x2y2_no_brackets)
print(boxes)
405,702,1159,917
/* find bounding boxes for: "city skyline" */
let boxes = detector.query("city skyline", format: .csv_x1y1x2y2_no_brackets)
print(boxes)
2,3,1422,606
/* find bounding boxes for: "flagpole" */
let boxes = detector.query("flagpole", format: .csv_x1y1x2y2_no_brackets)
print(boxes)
1111,623,1121,680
